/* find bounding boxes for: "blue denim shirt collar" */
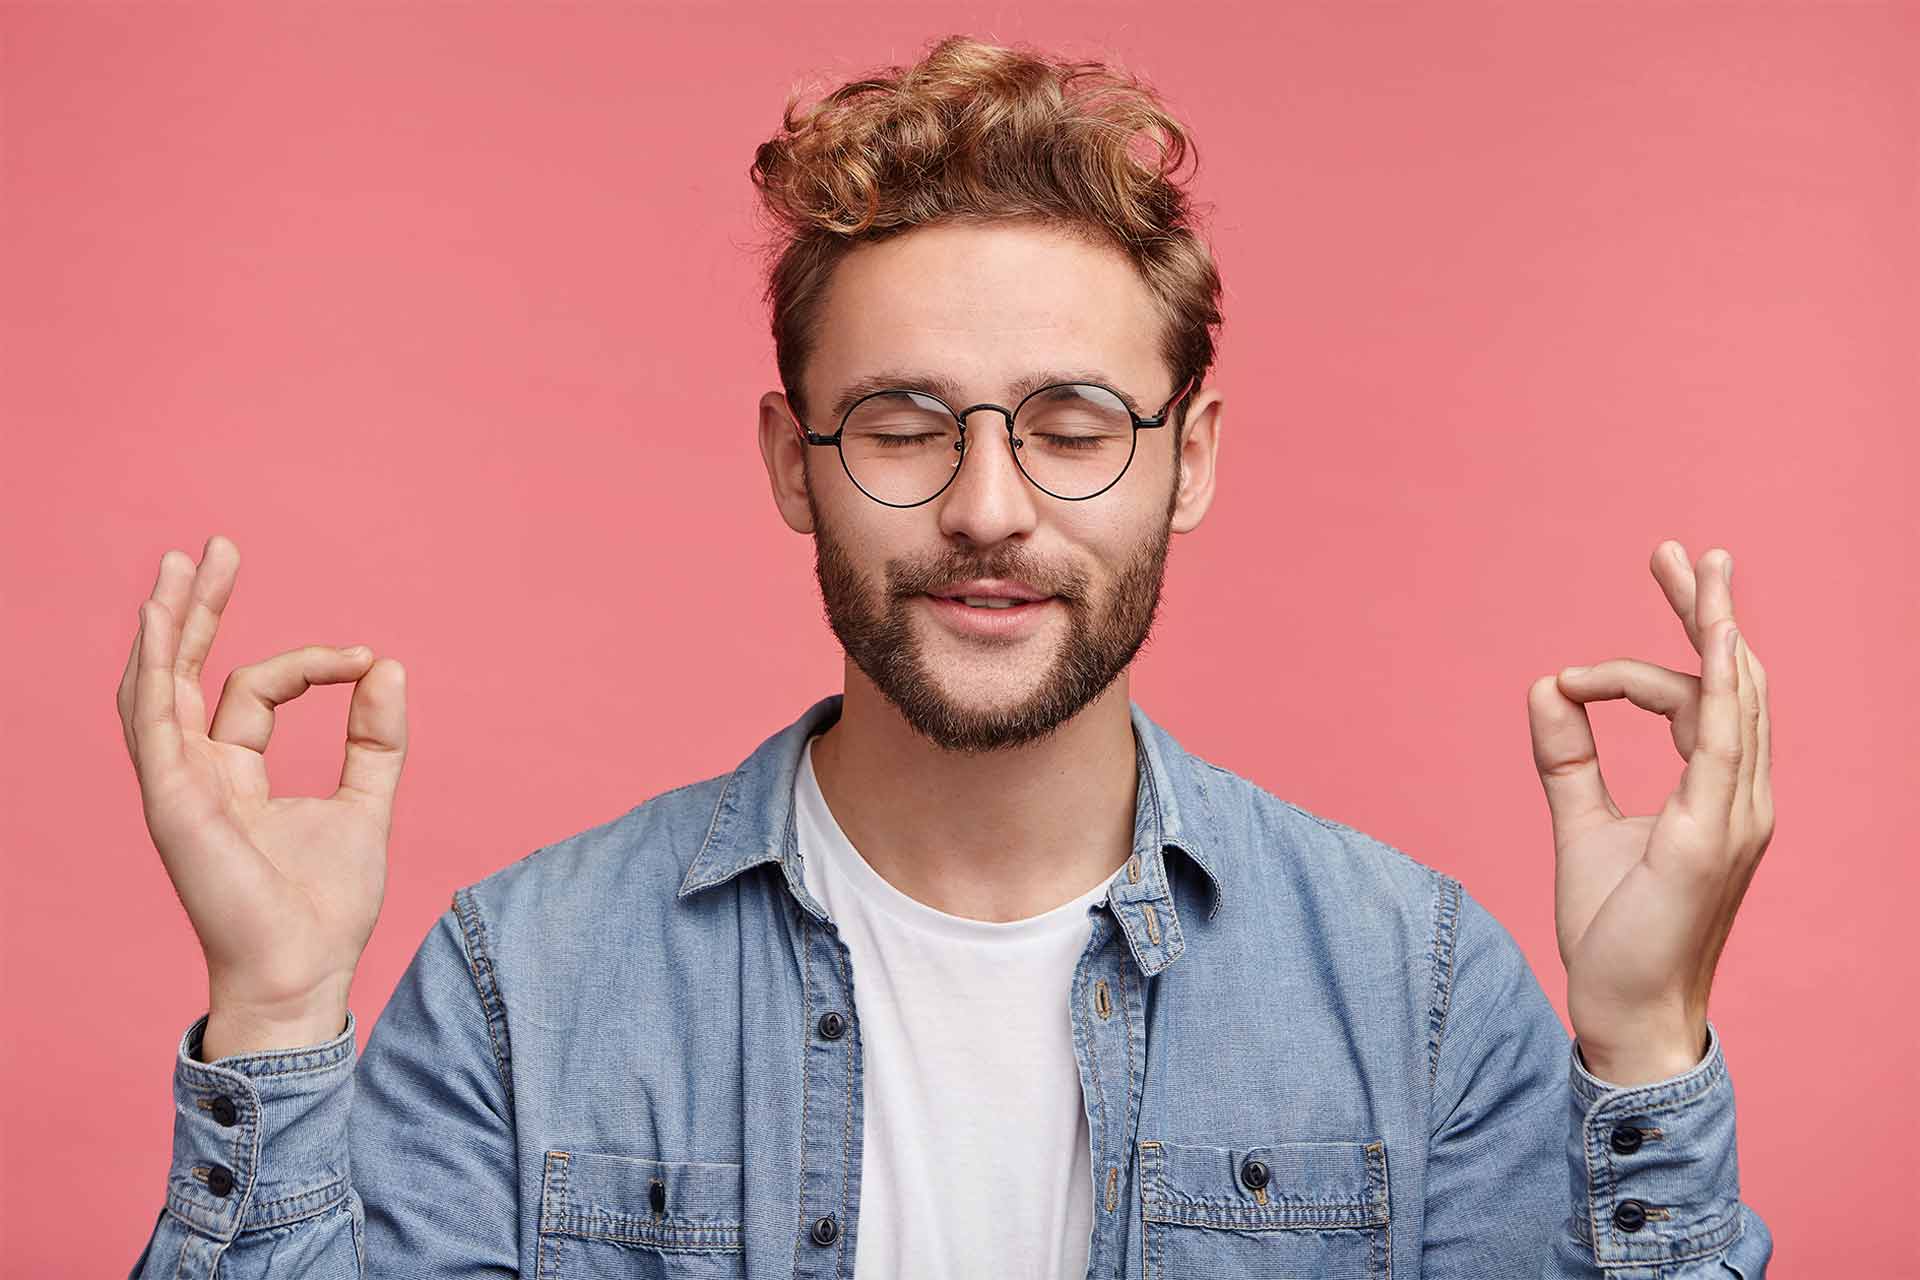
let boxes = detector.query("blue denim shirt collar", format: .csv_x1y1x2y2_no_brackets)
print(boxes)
676,693,1225,977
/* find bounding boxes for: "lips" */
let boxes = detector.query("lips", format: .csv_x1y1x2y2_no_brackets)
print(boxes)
925,578,1051,603
917,592,1058,636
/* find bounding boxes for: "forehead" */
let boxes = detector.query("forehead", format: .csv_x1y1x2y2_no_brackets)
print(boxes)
808,220,1167,411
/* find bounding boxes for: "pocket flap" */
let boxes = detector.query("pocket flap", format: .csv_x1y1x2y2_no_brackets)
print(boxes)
1138,1137,1389,1230
541,1149,744,1251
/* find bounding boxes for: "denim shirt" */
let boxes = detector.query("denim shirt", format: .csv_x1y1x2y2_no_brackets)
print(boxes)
133,694,1772,1278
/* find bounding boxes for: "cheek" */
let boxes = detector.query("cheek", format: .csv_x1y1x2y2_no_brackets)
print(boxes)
1074,502,1160,558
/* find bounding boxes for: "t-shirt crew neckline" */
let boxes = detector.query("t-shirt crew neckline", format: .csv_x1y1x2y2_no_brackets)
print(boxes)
797,734,1115,944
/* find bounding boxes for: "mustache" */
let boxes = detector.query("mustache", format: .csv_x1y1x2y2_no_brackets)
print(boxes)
884,553,1087,604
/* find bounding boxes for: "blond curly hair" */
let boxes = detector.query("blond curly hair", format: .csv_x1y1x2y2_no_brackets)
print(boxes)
748,34,1223,435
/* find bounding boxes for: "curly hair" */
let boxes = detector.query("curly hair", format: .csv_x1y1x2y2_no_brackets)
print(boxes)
748,35,1223,436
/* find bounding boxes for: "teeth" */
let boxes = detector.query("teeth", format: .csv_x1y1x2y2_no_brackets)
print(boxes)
959,596,1021,609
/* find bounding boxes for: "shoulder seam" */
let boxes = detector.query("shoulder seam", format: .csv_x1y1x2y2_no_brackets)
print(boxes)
451,885,515,1111
1428,871,1463,1096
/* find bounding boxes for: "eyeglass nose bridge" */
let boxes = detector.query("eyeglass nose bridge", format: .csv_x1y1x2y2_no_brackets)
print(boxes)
950,402,1025,455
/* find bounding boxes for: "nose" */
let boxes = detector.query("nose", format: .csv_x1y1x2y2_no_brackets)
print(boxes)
934,410,1039,546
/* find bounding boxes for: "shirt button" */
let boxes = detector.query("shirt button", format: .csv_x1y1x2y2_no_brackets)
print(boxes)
1239,1158,1270,1191
810,1214,840,1245
209,1095,239,1127
205,1165,235,1197
650,1180,666,1214
1613,1199,1648,1232
1610,1123,1643,1155
817,1011,846,1040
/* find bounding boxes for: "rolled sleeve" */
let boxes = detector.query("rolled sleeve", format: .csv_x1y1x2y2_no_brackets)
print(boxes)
1424,879,1772,1277
1567,1021,1770,1272
165,1011,359,1243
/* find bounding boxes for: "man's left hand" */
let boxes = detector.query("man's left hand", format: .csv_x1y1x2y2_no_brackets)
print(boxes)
1527,540,1775,1087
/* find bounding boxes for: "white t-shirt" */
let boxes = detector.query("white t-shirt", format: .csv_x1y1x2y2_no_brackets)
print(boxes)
794,735,1114,1280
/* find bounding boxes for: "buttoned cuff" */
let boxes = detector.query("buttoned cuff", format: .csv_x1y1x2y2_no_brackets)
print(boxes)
165,1010,358,1242
1566,1019,1746,1269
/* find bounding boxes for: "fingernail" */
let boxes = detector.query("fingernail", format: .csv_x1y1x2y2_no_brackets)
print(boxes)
1561,666,1588,678
1723,554,1733,585
342,645,370,657
1724,627,1738,659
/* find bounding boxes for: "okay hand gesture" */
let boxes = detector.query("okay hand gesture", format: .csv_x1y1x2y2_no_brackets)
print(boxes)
1527,541,1774,1086
116,535,409,1059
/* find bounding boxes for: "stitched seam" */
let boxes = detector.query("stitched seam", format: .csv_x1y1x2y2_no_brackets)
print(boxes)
1118,948,1138,1165
452,887,515,1110
238,1178,351,1230
1081,950,1111,1204
1427,873,1461,1097
792,904,813,1279
829,927,855,1278
1589,1056,1732,1115
683,769,742,893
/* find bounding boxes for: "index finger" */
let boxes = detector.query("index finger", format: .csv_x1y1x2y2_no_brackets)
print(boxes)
174,535,240,689
1650,540,1736,660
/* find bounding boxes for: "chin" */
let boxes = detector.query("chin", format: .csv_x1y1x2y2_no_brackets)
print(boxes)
921,660,1050,709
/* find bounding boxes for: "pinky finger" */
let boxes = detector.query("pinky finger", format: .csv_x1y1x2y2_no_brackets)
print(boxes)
132,601,186,780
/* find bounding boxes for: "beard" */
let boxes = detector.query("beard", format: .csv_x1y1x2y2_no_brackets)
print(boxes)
806,479,1176,755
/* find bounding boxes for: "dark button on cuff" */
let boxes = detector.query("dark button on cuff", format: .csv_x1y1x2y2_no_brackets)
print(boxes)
208,1095,239,1127
1613,1199,1648,1232
1240,1158,1270,1191
810,1214,840,1245
817,1011,846,1040
205,1165,235,1197
649,1179,666,1214
1610,1123,1643,1155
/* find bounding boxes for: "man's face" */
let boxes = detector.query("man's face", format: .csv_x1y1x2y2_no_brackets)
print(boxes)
770,220,1213,754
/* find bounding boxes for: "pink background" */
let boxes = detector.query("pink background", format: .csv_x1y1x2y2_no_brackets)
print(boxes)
3,2,1914,1272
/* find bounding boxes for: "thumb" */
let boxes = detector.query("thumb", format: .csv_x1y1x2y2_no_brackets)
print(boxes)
1527,673,1620,844
335,655,408,816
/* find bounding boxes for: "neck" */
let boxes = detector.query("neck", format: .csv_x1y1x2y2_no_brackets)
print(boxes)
808,665,1140,923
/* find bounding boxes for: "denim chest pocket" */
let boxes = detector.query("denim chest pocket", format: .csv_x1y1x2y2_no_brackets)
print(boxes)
1137,1136,1391,1280
536,1149,745,1280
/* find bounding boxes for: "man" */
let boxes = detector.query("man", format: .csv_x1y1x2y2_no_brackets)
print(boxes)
124,34,1775,1279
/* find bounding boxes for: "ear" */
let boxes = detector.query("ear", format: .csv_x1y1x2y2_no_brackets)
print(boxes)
1169,384,1223,535
758,390,816,534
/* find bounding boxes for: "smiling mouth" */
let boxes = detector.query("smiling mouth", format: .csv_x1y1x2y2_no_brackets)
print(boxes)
943,595,1039,610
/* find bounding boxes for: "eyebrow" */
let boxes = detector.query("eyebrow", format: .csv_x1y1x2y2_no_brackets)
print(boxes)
825,369,1144,423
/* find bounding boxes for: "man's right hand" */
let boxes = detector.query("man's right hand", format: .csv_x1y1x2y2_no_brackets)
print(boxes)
116,534,409,1061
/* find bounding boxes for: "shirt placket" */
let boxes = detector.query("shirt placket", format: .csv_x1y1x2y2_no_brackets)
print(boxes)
792,902,865,1278
1074,844,1174,1280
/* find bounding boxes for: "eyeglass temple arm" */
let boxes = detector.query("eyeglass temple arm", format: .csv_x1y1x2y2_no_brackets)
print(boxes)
1136,373,1199,429
781,391,841,446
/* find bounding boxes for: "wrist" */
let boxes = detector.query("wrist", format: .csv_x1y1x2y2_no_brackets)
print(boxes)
200,1002,349,1061
1576,1026,1709,1087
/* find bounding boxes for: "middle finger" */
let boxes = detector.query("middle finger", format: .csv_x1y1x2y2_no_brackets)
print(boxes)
118,551,192,746
1695,548,1737,653
1651,539,1701,652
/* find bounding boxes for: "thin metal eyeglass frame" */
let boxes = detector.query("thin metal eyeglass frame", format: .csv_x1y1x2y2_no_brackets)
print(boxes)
787,373,1198,508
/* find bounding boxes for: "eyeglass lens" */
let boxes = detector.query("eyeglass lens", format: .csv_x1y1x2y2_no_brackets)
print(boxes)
838,384,1139,504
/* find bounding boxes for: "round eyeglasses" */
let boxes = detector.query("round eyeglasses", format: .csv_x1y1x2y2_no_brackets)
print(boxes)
789,374,1196,508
